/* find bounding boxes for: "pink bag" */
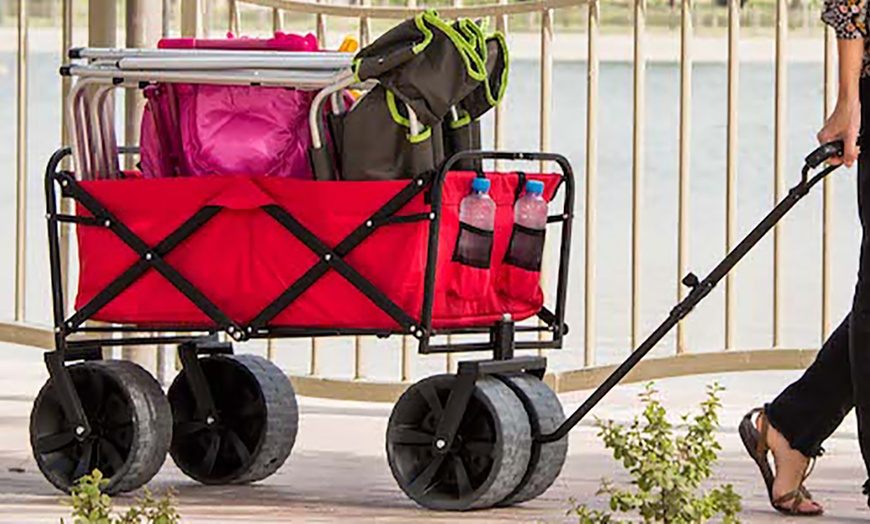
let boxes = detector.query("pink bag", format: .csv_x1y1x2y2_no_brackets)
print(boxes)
139,33,320,179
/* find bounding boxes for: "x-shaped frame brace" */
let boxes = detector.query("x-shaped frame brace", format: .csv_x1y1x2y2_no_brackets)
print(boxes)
56,170,434,342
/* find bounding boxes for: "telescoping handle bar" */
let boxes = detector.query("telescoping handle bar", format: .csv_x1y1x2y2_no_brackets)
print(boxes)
537,140,845,444
804,139,846,170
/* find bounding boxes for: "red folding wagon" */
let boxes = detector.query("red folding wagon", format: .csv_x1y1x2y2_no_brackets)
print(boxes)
33,14,846,512
33,19,581,511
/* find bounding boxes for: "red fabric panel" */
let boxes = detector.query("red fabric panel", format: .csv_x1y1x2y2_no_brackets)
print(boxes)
75,172,562,329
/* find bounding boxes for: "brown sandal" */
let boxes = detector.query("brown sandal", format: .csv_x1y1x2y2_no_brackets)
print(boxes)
739,408,823,516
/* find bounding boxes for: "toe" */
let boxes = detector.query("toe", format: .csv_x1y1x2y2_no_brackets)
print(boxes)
776,498,823,515
799,498,823,514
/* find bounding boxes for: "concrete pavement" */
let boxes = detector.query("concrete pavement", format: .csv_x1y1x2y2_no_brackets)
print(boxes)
0,359,868,522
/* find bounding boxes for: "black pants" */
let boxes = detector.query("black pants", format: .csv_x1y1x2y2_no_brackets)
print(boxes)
765,79,870,492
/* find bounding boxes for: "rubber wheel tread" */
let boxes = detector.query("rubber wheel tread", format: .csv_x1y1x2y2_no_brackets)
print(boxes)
470,376,533,509
387,374,532,511
228,354,298,484
30,360,171,495
496,373,568,506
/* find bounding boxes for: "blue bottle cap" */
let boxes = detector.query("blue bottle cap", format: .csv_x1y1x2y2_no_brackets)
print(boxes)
472,177,491,193
525,180,545,194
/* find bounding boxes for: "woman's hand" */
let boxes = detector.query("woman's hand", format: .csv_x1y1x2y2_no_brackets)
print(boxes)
818,38,864,167
818,97,861,167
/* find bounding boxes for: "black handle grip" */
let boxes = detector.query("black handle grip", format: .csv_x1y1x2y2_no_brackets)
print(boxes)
805,140,845,169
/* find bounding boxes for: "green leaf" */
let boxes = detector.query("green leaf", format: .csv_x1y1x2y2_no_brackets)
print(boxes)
572,381,742,524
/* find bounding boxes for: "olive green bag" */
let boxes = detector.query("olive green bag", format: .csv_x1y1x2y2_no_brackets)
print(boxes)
338,11,509,181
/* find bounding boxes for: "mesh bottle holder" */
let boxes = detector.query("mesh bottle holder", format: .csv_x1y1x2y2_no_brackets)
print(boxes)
498,216,547,301
504,224,545,271
453,222,494,268
450,222,495,300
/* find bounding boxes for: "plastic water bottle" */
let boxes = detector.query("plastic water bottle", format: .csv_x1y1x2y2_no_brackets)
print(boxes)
459,177,496,237
504,179,548,283
455,177,496,273
515,180,548,230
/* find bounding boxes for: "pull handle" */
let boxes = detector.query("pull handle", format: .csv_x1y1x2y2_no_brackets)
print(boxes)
804,140,845,169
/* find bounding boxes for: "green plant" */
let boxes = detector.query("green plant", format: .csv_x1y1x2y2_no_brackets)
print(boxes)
570,383,742,523
62,470,180,524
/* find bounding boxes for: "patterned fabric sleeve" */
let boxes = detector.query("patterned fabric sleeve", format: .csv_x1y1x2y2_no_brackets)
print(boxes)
822,0,868,39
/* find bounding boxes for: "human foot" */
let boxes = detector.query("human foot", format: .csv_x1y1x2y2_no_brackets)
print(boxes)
755,412,823,515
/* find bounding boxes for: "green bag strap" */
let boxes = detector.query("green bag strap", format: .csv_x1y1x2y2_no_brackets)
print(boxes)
353,12,498,88
483,31,509,106
412,11,488,82
449,108,473,130
455,18,488,65
385,88,433,144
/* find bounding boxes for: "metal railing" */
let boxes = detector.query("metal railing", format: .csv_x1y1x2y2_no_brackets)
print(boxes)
3,0,840,401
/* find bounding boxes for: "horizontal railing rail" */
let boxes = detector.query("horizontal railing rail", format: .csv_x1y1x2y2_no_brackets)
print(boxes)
244,0,585,18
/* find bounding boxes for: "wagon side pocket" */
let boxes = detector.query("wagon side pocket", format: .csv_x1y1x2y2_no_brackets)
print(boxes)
498,224,546,300
449,222,494,299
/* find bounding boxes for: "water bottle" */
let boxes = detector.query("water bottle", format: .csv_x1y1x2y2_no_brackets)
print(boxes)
451,177,496,298
459,177,496,232
515,180,548,231
504,180,548,283
456,178,496,269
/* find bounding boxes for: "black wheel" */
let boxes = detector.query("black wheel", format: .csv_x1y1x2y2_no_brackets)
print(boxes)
168,354,298,485
386,374,531,511
496,373,568,506
30,360,172,494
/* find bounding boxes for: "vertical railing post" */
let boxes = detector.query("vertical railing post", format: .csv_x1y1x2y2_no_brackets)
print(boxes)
181,0,203,38
399,0,417,382
585,0,599,367
725,0,740,350
163,0,172,37
60,0,74,317
631,0,646,349
772,0,787,348
272,7,284,33
316,2,327,48
676,0,692,354
229,0,241,35
265,0,278,369
310,339,321,376
822,24,836,342
494,0,508,161
266,0,278,368
87,0,117,359
15,0,28,323
399,0,411,379
359,5,371,47
126,0,161,171
122,0,162,375
159,0,171,383
538,7,554,353
315,1,330,379
540,6,553,189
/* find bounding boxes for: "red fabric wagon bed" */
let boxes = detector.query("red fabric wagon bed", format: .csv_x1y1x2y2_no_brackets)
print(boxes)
75,171,562,330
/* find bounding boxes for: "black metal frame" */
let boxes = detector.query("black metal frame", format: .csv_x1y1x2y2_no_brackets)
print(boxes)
42,147,575,439
45,148,574,350
427,141,846,449
41,133,845,453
